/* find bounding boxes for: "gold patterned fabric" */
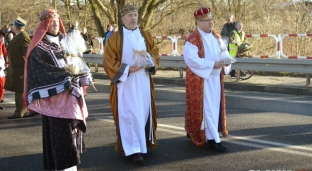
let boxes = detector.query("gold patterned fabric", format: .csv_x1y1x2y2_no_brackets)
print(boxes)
185,28,228,147
103,28,160,152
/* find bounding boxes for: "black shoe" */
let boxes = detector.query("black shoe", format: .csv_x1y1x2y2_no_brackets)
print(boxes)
186,133,191,139
23,113,38,118
7,113,37,119
207,140,215,149
0,99,3,103
0,105,5,109
7,115,22,119
213,142,228,152
131,153,144,164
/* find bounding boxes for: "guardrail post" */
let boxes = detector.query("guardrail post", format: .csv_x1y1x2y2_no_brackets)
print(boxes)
306,73,311,86
277,34,281,59
95,63,98,72
179,67,183,78
236,70,240,82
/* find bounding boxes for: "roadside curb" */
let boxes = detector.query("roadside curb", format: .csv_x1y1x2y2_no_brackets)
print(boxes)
224,82,312,96
92,72,312,96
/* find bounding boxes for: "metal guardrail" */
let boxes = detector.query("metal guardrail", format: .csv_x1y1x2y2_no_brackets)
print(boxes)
232,58,312,85
83,54,312,85
92,33,312,59
84,54,186,67
232,58,312,73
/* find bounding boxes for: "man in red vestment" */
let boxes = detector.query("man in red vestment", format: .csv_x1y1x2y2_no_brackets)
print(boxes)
183,7,231,152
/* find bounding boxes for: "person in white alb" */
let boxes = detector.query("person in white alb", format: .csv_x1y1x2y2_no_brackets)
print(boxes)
183,7,232,152
103,4,160,164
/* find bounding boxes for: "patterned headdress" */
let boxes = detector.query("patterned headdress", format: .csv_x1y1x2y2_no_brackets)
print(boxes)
39,9,60,21
26,9,65,59
193,7,212,20
120,4,138,16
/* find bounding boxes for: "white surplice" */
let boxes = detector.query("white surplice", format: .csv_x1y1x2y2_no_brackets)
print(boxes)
116,26,153,156
183,28,231,143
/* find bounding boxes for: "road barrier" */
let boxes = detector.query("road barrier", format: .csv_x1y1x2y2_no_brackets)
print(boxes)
93,33,312,59
152,36,176,56
280,33,312,59
86,33,312,85
83,54,312,86
91,37,104,72
245,34,280,59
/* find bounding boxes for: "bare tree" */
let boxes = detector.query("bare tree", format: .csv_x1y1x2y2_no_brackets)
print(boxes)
87,0,198,37
0,0,310,57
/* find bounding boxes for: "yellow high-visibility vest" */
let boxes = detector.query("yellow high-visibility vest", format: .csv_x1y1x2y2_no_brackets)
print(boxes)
229,30,245,57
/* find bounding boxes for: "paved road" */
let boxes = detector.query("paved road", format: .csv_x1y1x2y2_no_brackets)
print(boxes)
0,77,311,171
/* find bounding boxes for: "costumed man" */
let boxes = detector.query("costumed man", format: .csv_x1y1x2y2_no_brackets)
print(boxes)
0,33,8,109
103,4,160,164
228,21,247,77
183,7,231,152
5,17,33,119
24,9,90,170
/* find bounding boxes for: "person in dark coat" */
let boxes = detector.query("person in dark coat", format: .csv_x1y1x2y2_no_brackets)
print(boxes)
4,24,15,47
103,24,113,45
5,17,33,119
81,27,93,54
68,20,79,33
221,14,236,77
221,14,236,39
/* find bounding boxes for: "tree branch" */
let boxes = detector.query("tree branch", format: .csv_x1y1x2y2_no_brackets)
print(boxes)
88,0,105,37
149,2,197,30
93,0,115,23
138,0,152,24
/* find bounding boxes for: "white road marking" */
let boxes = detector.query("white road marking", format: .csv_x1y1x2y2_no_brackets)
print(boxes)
155,87,312,104
227,140,312,158
226,94,312,105
157,128,186,135
100,119,312,158
227,135,312,152
158,123,184,131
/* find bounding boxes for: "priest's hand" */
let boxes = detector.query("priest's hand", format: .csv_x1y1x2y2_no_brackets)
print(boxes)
129,65,144,73
213,61,223,69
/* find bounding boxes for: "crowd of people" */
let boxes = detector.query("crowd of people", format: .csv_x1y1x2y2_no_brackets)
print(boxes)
0,4,247,170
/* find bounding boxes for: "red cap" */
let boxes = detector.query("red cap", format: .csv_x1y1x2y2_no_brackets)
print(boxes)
194,7,211,20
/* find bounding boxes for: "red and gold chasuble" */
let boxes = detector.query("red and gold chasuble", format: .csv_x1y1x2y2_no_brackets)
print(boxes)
185,29,228,147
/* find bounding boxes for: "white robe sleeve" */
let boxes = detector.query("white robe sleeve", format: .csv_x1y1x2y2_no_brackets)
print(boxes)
223,64,231,75
219,48,232,75
183,42,215,79
118,65,130,82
